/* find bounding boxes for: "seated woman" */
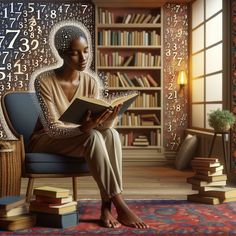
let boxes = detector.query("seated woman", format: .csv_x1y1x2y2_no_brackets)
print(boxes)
28,21,148,229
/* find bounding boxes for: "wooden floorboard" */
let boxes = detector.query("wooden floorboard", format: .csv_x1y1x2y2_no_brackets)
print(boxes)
20,165,196,200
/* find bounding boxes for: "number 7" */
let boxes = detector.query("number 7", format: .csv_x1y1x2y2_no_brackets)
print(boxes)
82,4,88,14
5,29,20,48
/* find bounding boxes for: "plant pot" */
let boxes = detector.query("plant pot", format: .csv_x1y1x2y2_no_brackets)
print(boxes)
213,123,231,132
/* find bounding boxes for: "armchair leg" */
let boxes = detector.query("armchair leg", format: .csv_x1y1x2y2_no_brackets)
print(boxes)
26,178,34,202
72,177,78,202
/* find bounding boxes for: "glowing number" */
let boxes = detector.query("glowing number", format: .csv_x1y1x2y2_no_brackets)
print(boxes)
15,12,22,20
14,59,24,74
7,63,12,70
64,4,70,12
176,105,181,112
0,70,6,80
50,10,56,19
82,4,88,14
177,57,183,66
19,38,30,52
172,43,177,51
172,51,178,59
3,8,8,18
0,85,4,91
17,81,23,88
23,10,28,17
167,91,177,100
28,3,34,13
0,132,3,138
40,4,46,12
31,39,39,50
165,49,171,57
5,29,20,48
175,5,180,13
176,29,182,37
0,36,4,47
6,73,12,81
1,51,9,64
6,82,11,90
168,83,173,90
9,18,16,28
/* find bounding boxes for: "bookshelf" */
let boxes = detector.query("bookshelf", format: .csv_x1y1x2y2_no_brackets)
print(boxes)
96,6,164,162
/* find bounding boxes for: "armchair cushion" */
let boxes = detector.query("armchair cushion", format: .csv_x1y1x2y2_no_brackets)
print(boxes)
25,153,89,174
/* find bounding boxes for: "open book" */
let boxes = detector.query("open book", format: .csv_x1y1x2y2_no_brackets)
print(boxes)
59,93,138,125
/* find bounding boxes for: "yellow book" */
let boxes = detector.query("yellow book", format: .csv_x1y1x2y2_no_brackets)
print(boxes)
33,186,70,198
59,93,138,125
199,187,236,199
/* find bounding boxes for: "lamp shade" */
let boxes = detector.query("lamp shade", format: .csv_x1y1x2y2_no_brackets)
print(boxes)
177,70,187,85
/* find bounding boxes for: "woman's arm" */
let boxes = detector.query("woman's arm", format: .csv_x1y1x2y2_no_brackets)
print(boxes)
35,77,83,138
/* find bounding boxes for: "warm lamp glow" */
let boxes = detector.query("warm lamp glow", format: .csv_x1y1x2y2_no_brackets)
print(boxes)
177,70,188,86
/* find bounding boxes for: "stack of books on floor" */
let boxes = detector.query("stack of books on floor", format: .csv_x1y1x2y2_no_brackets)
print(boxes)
29,186,78,228
186,157,236,205
132,135,149,146
0,195,36,231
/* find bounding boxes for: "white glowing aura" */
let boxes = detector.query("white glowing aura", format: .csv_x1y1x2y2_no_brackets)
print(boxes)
2,21,104,139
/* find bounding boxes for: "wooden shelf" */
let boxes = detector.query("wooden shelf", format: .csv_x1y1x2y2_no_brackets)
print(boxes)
97,66,161,70
97,45,161,49
97,23,161,29
108,87,161,90
116,126,161,129
122,145,162,149
127,107,161,110
96,6,163,151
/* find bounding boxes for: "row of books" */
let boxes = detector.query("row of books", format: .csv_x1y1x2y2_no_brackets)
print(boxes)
129,93,159,108
0,186,78,231
0,196,35,231
29,186,78,228
97,51,161,67
187,157,236,205
98,30,161,46
122,13,161,24
119,130,161,146
107,72,159,88
118,113,160,127
98,8,161,24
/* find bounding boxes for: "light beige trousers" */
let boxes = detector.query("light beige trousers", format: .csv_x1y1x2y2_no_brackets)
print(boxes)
28,128,123,200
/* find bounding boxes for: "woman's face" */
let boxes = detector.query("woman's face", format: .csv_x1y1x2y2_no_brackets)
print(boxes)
62,36,89,71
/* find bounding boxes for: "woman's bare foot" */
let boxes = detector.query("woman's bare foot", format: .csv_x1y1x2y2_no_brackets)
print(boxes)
112,194,149,229
100,200,121,228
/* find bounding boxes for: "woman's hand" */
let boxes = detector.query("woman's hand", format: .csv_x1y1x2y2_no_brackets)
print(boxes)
79,109,113,133
104,104,121,123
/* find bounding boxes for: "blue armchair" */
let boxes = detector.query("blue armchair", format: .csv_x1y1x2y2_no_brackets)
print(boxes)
1,91,90,202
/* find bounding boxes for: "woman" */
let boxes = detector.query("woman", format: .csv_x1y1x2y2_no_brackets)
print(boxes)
29,22,148,229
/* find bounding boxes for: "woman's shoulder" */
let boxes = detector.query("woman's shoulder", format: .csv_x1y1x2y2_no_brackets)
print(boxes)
35,70,55,85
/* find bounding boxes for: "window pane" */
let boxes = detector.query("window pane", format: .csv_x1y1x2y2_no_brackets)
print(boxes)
205,103,223,129
192,25,204,53
206,0,222,19
192,52,204,77
206,44,222,74
192,78,204,102
206,73,222,102
192,104,204,128
192,0,204,29
206,13,222,47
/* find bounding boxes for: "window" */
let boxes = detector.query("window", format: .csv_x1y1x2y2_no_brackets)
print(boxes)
190,0,223,129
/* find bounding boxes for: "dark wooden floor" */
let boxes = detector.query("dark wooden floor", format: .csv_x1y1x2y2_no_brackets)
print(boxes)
20,165,196,200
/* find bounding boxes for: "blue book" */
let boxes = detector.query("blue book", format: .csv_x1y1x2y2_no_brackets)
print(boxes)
35,211,78,228
0,196,25,211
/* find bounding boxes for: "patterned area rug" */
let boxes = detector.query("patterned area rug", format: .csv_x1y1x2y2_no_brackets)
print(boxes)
1,199,236,235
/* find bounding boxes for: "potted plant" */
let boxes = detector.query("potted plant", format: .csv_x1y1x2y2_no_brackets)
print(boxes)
208,109,235,132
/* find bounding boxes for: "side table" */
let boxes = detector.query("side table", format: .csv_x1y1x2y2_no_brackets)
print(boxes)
0,140,22,197
208,131,229,174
